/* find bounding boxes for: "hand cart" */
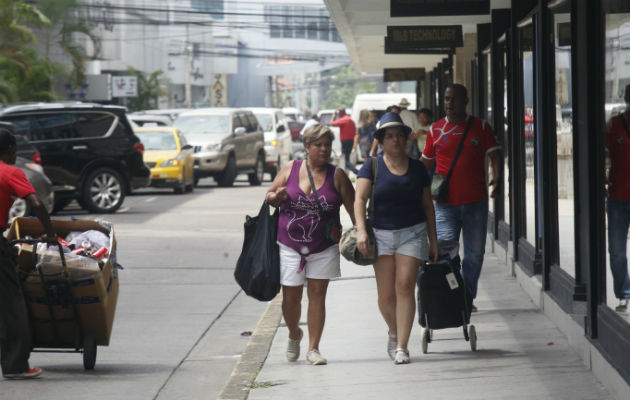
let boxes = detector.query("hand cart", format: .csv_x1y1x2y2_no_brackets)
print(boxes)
12,237,116,370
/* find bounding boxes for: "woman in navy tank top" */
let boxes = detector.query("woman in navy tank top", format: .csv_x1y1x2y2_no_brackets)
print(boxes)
355,112,439,365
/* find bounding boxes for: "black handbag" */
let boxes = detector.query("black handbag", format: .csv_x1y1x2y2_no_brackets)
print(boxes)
305,161,342,244
234,201,281,301
431,117,474,203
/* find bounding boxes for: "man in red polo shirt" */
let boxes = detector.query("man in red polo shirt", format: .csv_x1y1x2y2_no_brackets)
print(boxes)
332,108,359,175
0,128,55,379
605,84,630,312
422,84,502,310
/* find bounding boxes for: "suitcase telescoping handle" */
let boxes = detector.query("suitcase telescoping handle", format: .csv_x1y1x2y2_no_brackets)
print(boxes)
10,238,69,277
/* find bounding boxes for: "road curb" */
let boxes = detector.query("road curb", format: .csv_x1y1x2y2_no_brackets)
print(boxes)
217,293,283,400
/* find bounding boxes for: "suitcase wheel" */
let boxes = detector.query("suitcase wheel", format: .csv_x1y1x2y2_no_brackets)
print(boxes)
468,325,477,351
421,328,430,354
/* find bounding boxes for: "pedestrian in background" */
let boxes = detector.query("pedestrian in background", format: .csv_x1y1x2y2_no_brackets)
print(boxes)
300,113,319,139
398,98,419,133
0,128,56,380
266,124,355,365
332,108,359,175
357,109,376,160
355,112,438,365
605,83,630,312
421,84,502,311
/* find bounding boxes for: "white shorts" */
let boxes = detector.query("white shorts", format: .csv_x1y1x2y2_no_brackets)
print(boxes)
278,242,341,286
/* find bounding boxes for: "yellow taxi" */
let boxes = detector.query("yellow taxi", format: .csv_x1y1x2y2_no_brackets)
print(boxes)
134,127,194,194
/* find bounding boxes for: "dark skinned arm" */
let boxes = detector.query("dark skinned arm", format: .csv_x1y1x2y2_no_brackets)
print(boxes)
488,149,502,198
25,193,56,243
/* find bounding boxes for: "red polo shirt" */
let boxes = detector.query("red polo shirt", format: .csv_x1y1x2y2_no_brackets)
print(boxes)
332,115,357,141
422,116,501,205
606,113,630,203
0,161,36,229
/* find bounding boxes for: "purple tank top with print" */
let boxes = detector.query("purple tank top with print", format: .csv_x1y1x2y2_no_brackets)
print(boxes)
278,160,342,271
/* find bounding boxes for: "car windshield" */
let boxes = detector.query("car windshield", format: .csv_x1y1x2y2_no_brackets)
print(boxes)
254,114,273,132
173,115,229,135
136,131,177,150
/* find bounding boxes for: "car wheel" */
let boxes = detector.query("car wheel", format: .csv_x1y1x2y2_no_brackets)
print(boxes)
217,155,237,187
9,198,30,220
174,170,186,194
248,153,264,186
82,168,126,213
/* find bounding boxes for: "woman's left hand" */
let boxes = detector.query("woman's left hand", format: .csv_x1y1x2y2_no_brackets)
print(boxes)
429,240,439,263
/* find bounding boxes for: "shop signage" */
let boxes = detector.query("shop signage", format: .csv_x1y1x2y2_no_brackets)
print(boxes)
390,0,490,17
386,25,463,51
111,76,137,97
384,68,427,82
557,22,571,47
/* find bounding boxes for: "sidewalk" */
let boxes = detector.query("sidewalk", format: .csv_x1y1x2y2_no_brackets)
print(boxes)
231,251,614,400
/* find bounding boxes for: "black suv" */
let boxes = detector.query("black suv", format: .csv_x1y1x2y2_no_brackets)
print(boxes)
0,103,150,213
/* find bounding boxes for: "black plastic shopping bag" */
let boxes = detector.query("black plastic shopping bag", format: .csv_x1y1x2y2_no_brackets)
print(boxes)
234,201,281,301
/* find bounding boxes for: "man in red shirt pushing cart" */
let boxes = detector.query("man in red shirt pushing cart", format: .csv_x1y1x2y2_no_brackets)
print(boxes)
0,127,56,379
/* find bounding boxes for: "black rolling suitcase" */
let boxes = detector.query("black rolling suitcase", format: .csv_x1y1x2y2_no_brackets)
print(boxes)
417,240,477,353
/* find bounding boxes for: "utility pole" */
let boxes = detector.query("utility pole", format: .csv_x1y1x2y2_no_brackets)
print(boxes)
185,24,192,108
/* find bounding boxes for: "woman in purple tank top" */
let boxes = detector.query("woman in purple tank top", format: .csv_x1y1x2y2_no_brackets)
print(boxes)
266,124,355,365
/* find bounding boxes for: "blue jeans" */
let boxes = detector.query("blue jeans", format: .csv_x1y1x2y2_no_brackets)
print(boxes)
435,199,488,298
341,140,359,175
607,198,630,300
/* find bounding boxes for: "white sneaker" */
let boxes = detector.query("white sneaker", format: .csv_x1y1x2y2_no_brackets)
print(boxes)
387,331,397,360
306,349,327,365
394,348,410,365
616,299,628,312
286,328,303,362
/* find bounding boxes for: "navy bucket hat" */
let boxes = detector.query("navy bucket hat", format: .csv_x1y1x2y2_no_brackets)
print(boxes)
374,111,412,142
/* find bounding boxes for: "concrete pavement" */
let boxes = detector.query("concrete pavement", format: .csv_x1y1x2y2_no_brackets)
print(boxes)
220,251,615,400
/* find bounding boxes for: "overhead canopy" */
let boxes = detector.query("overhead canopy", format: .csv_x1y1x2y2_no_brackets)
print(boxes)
324,0,510,74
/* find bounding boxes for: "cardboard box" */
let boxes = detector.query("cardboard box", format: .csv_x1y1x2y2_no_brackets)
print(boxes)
7,217,119,347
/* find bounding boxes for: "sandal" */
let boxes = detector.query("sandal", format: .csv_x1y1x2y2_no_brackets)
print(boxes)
387,331,397,360
394,348,410,365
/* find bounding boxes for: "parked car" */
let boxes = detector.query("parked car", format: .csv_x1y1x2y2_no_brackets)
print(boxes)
173,108,265,187
8,156,54,221
134,127,195,194
141,108,191,124
127,112,173,127
246,108,292,180
0,102,151,213
287,119,304,141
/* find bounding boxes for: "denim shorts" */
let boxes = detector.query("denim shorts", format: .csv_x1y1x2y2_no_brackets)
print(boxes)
373,222,428,260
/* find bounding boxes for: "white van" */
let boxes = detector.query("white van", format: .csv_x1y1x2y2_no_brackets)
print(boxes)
246,107,292,180
350,93,417,124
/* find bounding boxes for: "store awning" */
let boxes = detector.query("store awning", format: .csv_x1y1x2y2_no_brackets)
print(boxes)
324,0,510,74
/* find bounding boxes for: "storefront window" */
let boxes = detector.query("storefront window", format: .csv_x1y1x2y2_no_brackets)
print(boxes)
521,24,536,245
553,2,575,277
503,48,510,225
485,51,494,214
603,2,630,314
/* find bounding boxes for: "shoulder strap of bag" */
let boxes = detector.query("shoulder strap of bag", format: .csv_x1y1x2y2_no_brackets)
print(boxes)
620,114,630,139
367,156,378,218
305,161,325,215
445,116,474,182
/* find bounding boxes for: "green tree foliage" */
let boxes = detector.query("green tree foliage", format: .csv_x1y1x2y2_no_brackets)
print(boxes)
0,0,55,103
125,67,170,112
321,65,375,110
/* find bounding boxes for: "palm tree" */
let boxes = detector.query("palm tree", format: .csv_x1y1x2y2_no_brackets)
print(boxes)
0,0,52,103
126,67,171,112
35,0,101,87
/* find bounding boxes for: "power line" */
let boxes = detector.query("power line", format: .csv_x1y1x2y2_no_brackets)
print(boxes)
82,3,333,20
